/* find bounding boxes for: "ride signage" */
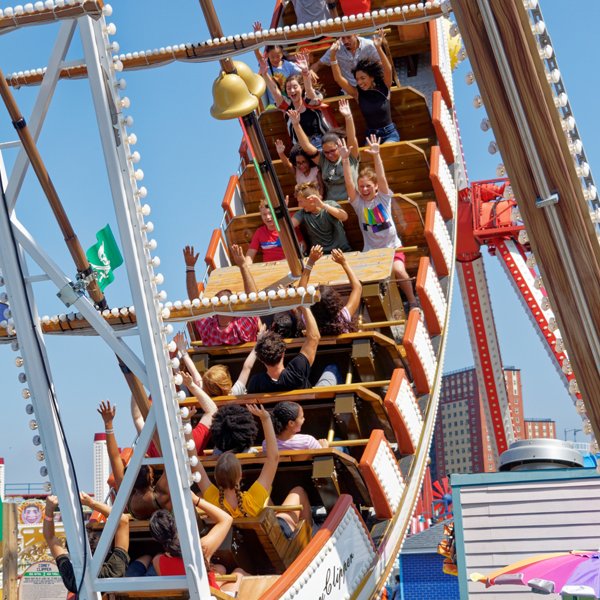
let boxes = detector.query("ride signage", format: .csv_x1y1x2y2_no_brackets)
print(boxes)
19,561,65,600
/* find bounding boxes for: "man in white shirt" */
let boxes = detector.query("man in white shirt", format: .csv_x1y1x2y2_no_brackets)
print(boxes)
311,35,380,86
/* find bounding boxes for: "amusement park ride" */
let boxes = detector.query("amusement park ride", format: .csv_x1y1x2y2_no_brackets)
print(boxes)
0,0,599,599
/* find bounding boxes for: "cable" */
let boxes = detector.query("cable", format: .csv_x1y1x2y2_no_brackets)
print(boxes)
0,176,88,597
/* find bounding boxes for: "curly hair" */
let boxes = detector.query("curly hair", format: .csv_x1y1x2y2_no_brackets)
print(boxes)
255,330,286,366
150,509,182,557
271,311,299,338
210,404,258,453
215,453,248,517
202,364,233,397
271,401,301,435
352,58,385,88
289,144,313,168
310,286,357,335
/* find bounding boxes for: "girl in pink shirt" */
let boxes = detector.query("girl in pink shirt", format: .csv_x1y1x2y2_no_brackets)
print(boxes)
263,401,328,451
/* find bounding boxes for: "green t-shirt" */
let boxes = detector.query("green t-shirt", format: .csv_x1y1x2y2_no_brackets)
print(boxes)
319,154,359,202
294,201,352,253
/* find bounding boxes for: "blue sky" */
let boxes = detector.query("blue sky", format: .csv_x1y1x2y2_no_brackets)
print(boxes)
0,2,594,491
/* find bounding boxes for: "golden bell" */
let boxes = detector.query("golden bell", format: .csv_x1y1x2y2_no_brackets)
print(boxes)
210,71,258,120
232,60,266,98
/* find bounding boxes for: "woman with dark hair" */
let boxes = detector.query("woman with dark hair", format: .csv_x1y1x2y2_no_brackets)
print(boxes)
263,401,328,450
275,141,324,196
289,98,360,202
197,405,313,540
150,503,243,594
299,247,363,335
260,52,331,149
330,29,400,144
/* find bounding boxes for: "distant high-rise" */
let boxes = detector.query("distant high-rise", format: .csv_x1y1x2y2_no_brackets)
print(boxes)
432,366,524,479
0,457,4,501
93,434,110,502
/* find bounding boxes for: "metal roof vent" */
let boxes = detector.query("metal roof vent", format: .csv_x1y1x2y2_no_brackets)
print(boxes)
499,438,584,471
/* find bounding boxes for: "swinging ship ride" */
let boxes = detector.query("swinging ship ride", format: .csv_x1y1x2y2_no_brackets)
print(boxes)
1,0,600,599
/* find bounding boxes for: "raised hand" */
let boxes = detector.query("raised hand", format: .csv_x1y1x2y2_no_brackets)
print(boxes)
373,28,386,48
287,109,301,126
338,98,352,119
180,370,195,391
97,400,116,426
309,245,323,264
258,320,267,336
173,331,187,355
183,245,199,268
330,248,347,266
45,495,59,511
337,138,353,160
231,244,246,267
275,139,286,155
258,56,269,75
247,403,270,422
253,21,262,33
79,491,94,507
365,134,381,155
295,52,309,73
330,39,341,57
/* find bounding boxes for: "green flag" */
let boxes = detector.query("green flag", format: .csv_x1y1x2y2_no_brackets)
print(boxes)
86,224,123,291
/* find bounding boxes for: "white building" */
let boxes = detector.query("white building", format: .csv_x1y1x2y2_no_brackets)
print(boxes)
93,434,110,502
0,457,4,501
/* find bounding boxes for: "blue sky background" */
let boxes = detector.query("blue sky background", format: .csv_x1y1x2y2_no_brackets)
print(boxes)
0,1,594,491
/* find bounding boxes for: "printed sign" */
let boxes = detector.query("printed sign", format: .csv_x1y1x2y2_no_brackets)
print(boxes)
19,561,65,600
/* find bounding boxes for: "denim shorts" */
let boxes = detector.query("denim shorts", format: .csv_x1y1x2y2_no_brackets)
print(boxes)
366,123,400,144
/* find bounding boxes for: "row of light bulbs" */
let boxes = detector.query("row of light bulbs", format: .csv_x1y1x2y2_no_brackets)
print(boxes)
101,11,201,485
0,0,103,19
457,3,599,461
0,275,51,489
523,0,600,461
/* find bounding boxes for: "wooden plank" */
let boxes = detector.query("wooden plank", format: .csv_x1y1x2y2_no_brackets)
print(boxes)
2,502,18,600
203,247,394,296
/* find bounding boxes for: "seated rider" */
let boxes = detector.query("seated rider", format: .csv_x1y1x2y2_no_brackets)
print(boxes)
330,30,400,144
292,181,352,254
246,200,305,264
185,244,259,346
197,404,313,540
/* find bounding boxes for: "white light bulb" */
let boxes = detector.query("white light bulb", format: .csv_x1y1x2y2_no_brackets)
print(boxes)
129,151,141,163
191,471,201,483
277,288,287,299
229,294,238,304
173,373,183,386
180,407,190,419
473,95,483,109
154,273,165,285
239,292,248,303
134,169,144,181
258,291,267,301
105,22,117,35
127,133,137,145
248,292,257,302
267,290,277,300
186,439,195,451
110,41,120,53
488,141,498,154
183,423,192,435
137,186,148,199
297,286,305,296
554,92,568,108
140,204,151,216
189,455,199,467
102,3,113,16
219,295,229,305
465,72,475,85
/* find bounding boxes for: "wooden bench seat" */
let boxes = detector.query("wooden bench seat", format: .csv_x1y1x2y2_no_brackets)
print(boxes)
256,97,435,165
201,448,372,516
184,382,394,448
190,330,405,381
223,196,427,272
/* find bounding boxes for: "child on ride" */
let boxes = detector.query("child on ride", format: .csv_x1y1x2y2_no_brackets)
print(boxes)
260,52,331,149
340,135,418,308
196,404,313,540
292,181,352,254
263,401,329,450
275,141,324,196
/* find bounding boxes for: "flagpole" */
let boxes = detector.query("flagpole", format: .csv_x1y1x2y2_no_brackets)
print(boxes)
0,68,159,449
0,67,107,309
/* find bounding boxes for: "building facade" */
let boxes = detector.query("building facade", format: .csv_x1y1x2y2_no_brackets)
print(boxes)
524,418,556,440
432,366,524,479
93,433,110,502
0,457,4,501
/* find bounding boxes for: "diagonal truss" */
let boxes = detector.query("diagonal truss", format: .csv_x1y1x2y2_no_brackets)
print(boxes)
0,10,208,599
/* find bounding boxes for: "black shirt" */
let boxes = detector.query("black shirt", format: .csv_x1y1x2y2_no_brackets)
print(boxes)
56,548,130,593
248,353,311,393
357,82,392,130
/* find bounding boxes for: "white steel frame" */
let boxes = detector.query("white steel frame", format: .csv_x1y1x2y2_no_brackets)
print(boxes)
0,12,208,600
